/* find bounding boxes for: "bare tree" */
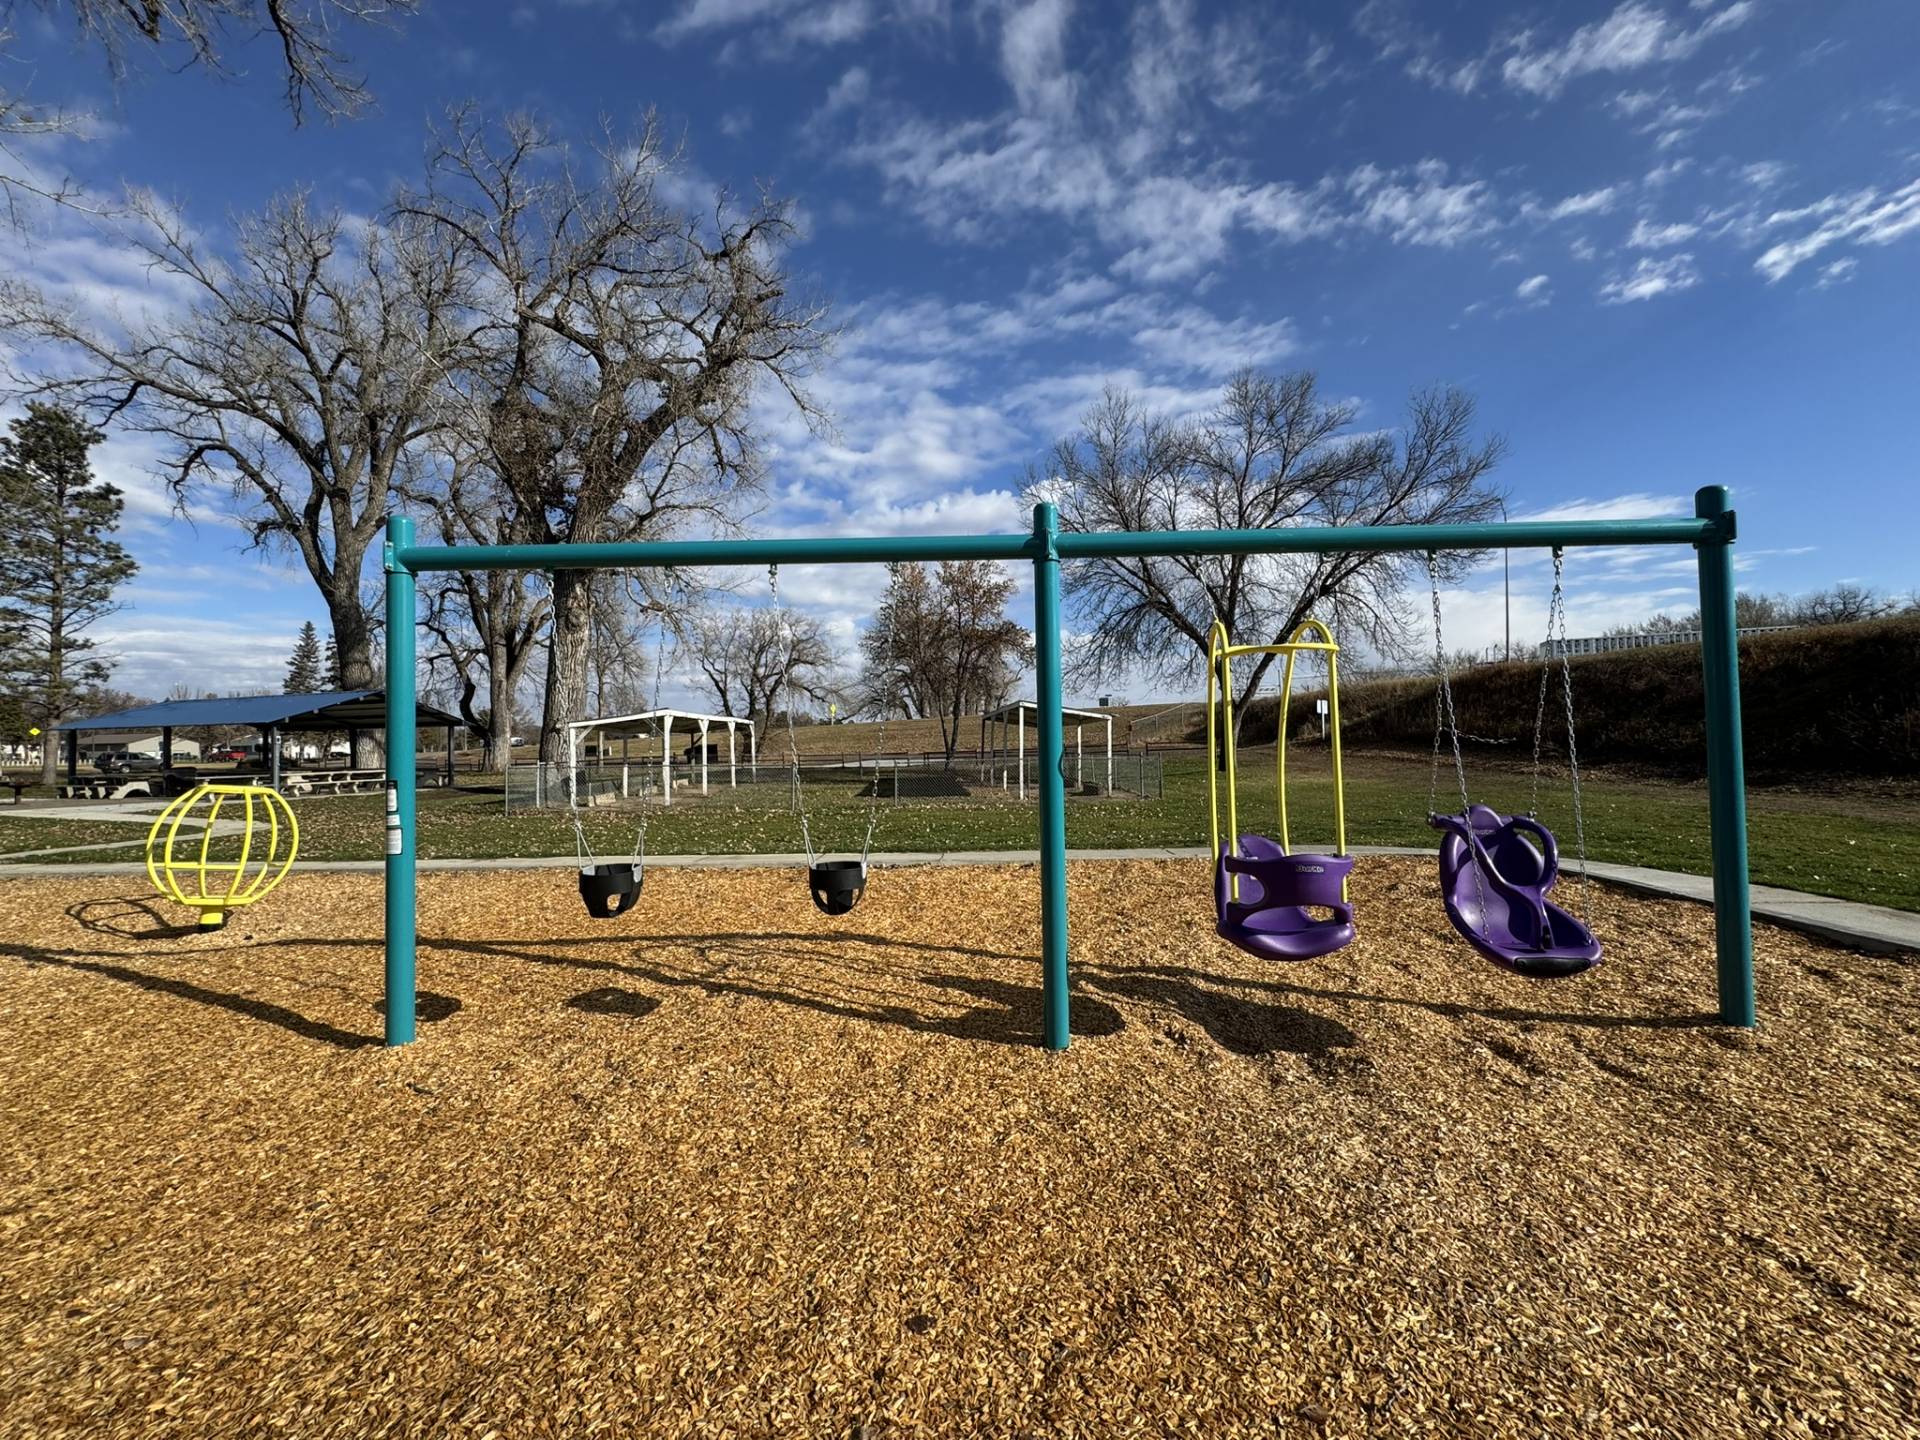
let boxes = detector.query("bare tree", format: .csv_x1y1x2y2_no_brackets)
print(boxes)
864,560,1031,767
690,604,833,725
416,452,552,770
0,193,474,763
1032,370,1505,736
2,2,419,222
586,573,664,717
1793,583,1897,627
1634,583,1899,636
400,109,830,763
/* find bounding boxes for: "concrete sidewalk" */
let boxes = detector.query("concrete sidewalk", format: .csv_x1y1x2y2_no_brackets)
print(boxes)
1,845,1913,955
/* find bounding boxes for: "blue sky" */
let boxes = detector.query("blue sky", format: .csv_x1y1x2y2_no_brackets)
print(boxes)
3,0,1917,703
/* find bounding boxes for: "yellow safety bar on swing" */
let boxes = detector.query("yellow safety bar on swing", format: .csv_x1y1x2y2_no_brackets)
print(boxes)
1207,618,1347,897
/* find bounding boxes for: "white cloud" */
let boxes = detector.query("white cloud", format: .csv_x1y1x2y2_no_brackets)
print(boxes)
1000,0,1077,118
1005,368,1221,437
1598,253,1702,302
653,0,943,51
1813,257,1858,289
1515,273,1552,305
1515,492,1691,523
1529,185,1623,222
1502,1,1756,98
1111,174,1332,281
1129,307,1298,372
655,0,794,43
1127,0,1272,123
1354,1,1486,94
94,613,312,698
822,65,871,113
1627,216,1700,247
1348,160,1497,247
833,10,1515,280
1753,179,1920,282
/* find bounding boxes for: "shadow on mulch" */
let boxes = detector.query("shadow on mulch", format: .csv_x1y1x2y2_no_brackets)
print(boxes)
66,897,213,943
1105,963,1721,1032
373,991,463,1025
0,941,382,1050
567,986,662,1019
1082,970,1356,1058
435,934,1124,1048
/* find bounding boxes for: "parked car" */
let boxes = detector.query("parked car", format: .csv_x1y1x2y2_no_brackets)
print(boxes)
209,748,252,762
96,753,162,773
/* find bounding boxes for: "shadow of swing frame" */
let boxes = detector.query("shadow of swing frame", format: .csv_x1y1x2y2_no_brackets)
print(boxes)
376,488,1754,1050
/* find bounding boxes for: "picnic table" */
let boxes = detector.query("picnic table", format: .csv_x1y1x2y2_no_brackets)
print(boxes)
279,768,391,797
57,778,157,801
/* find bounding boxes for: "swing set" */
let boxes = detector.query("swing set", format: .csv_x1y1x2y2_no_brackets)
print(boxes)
376,486,1756,1050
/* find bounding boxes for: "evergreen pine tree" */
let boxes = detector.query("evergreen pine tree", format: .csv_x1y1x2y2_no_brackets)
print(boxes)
0,405,138,784
284,621,325,694
322,634,342,689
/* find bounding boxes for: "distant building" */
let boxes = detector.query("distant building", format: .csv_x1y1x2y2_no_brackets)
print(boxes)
1549,625,1795,657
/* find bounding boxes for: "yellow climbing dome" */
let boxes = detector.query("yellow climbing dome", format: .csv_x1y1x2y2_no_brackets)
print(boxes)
145,783,300,929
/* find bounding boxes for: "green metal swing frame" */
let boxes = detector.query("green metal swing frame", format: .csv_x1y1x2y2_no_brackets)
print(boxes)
379,486,1753,1050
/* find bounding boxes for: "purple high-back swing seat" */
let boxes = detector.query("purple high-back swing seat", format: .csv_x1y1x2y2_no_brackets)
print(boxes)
1428,803,1601,979
1215,833,1356,962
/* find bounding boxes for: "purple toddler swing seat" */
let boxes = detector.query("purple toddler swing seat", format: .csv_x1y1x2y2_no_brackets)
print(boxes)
1428,803,1601,979
1215,833,1356,962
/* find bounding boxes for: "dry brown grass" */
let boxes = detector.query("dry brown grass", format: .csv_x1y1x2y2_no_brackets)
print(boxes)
1,859,1914,1438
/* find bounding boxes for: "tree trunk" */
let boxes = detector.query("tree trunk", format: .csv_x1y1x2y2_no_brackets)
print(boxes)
941,689,962,770
540,570,592,763
37,638,61,787
486,631,515,772
326,590,382,767
38,552,66,787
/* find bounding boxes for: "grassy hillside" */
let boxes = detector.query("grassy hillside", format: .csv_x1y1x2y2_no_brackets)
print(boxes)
1226,615,1920,778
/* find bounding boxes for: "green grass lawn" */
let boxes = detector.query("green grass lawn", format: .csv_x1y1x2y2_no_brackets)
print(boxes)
2,752,1915,911
0,815,157,854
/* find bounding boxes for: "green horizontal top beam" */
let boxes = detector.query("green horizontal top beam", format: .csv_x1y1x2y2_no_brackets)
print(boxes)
1054,515,1719,559
394,533,1035,573
391,515,1722,574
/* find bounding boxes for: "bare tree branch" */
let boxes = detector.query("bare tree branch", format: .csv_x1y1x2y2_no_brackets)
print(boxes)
400,107,833,762
1032,369,1506,735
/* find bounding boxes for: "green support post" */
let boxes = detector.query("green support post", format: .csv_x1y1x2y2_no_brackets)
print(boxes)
1033,503,1070,1051
1694,485,1755,1027
383,515,418,1046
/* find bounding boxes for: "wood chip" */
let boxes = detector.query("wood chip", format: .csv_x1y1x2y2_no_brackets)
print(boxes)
0,859,1912,1437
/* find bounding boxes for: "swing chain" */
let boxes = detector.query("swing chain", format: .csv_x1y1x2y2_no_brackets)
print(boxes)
857,571,906,867
1428,550,1490,938
628,599,674,869
1528,551,1561,820
1550,551,1592,915
770,564,818,868
1426,551,1476,825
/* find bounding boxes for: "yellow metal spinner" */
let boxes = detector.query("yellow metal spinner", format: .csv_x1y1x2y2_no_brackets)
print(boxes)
145,783,300,929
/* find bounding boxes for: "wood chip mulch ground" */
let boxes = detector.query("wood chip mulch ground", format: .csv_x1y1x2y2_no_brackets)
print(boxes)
0,858,1914,1438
